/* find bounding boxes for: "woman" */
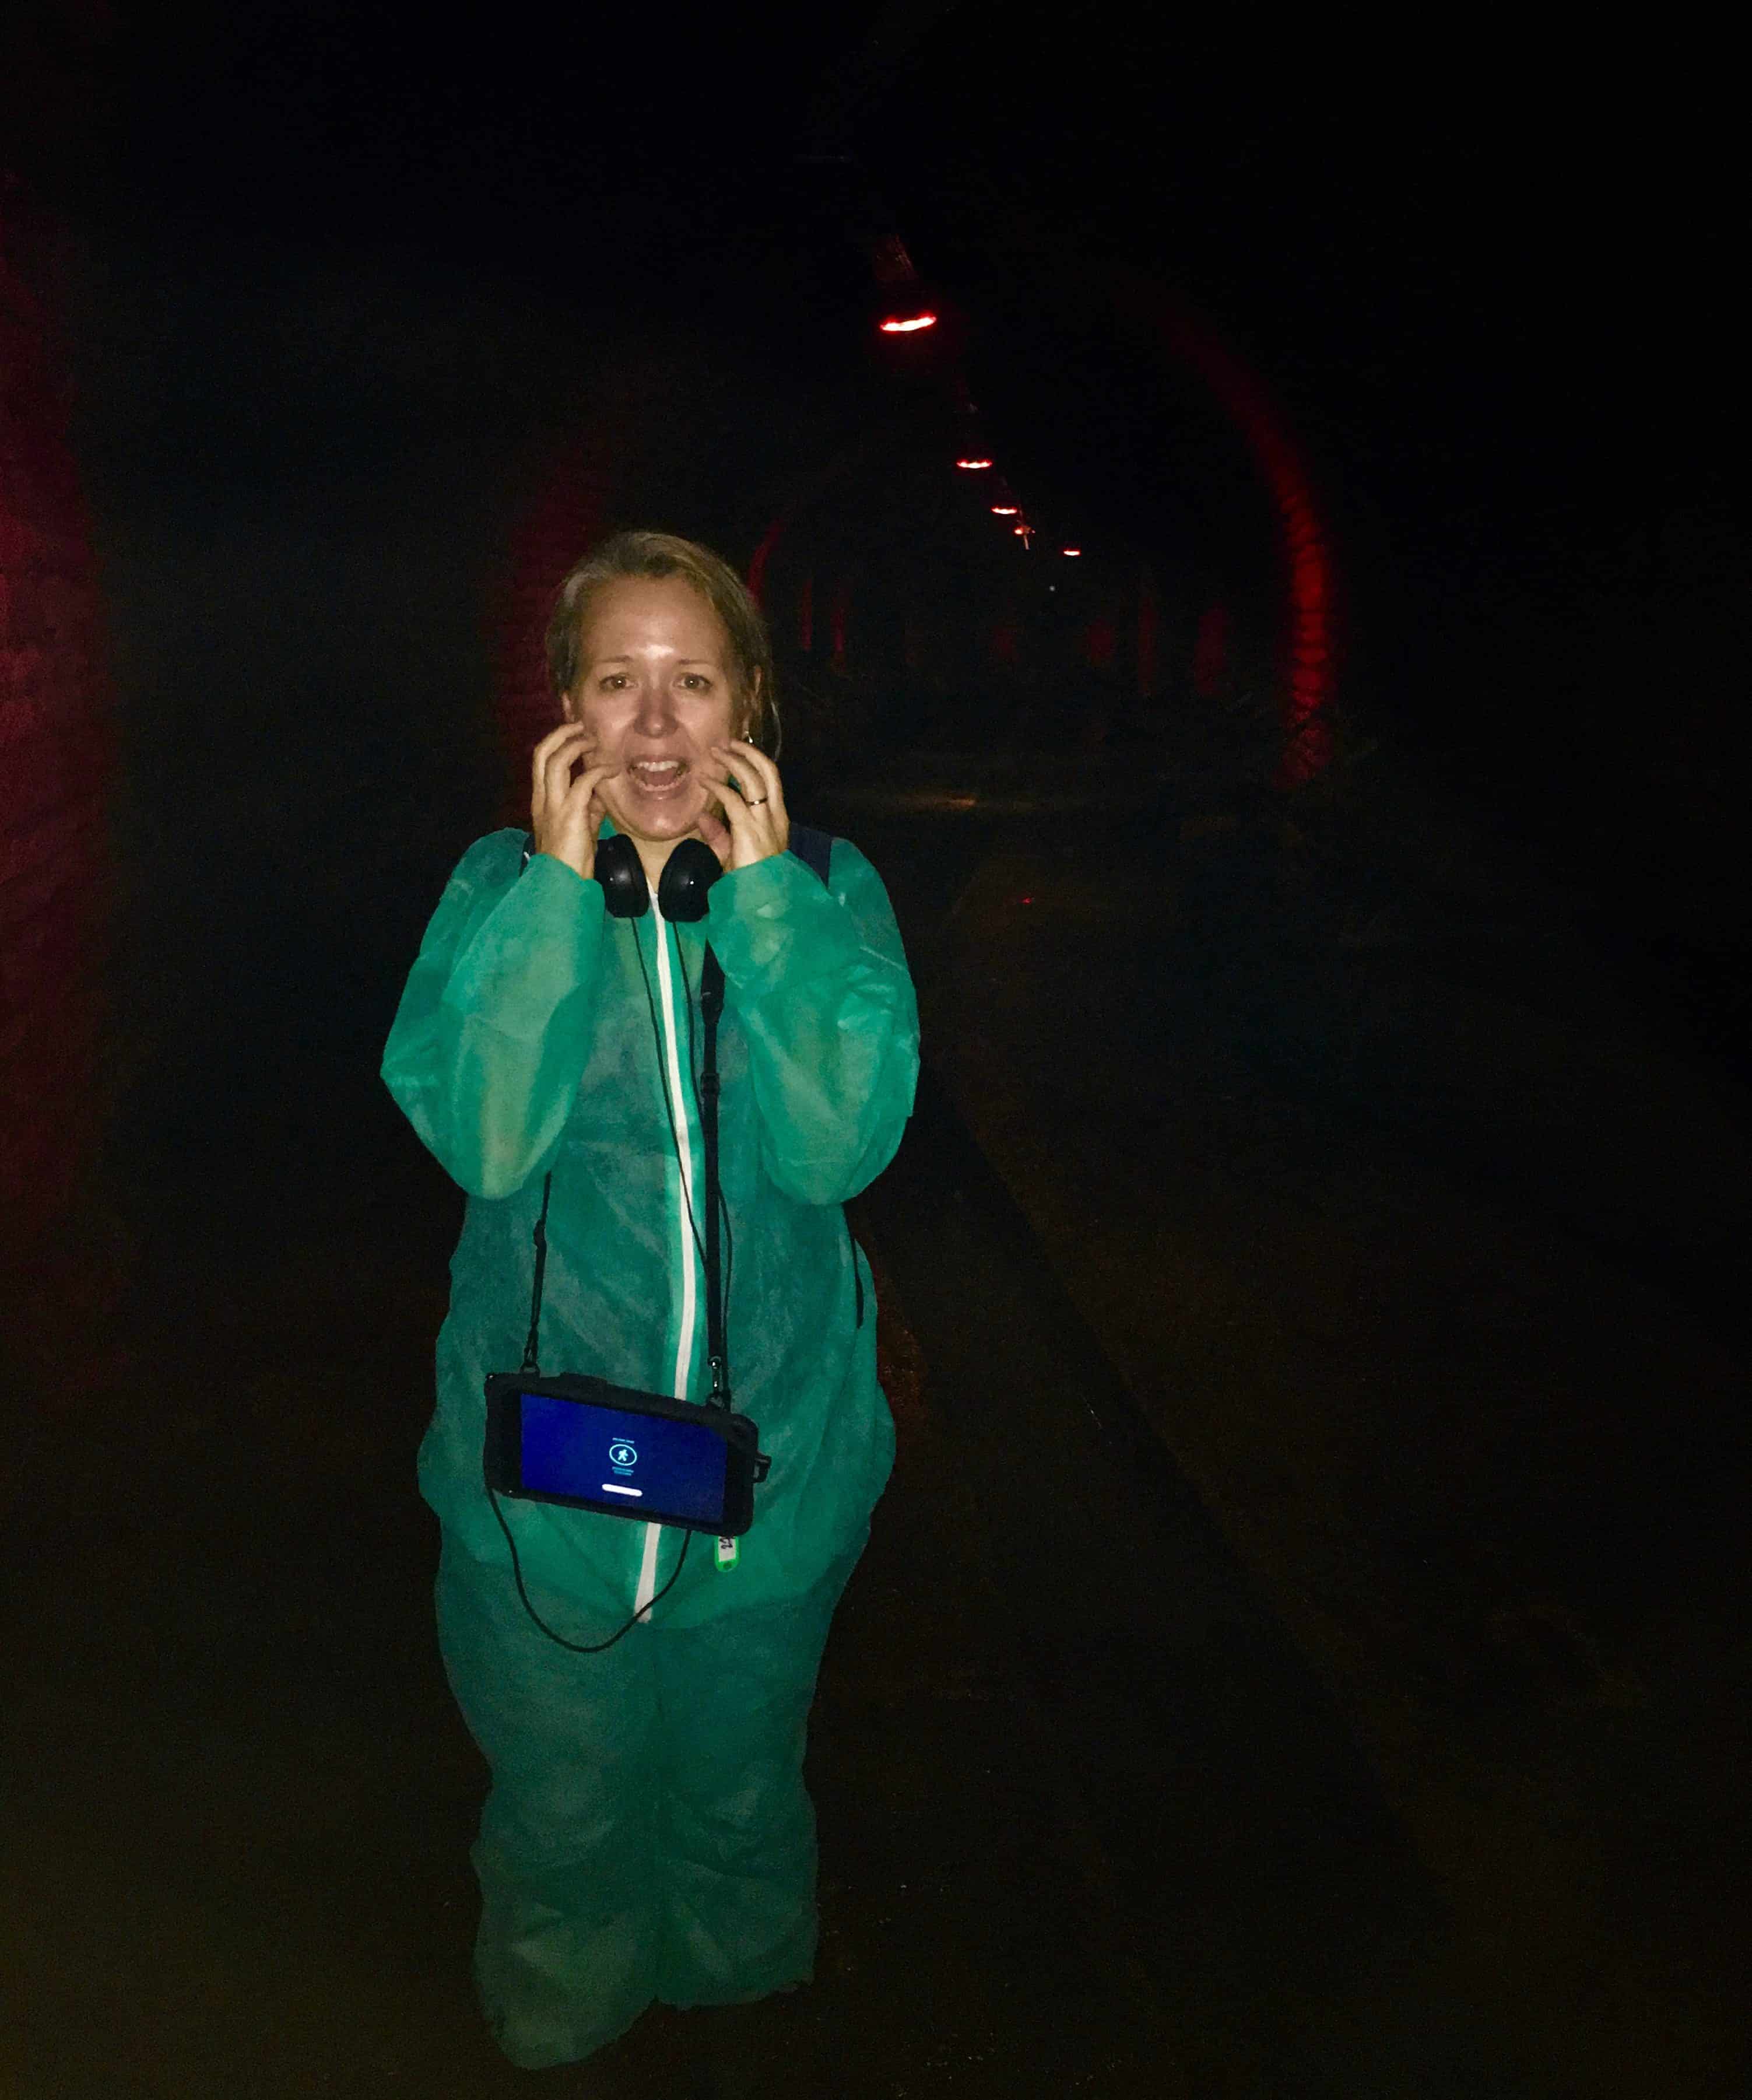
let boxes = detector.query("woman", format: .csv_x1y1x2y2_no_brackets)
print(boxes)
382,531,918,2069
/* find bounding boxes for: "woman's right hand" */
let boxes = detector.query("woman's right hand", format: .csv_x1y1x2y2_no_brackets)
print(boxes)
530,723,619,882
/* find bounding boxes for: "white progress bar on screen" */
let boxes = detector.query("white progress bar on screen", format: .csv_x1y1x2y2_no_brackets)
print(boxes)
601,1483,642,1497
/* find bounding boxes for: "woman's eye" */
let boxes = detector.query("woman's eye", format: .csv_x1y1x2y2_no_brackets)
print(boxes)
679,674,712,692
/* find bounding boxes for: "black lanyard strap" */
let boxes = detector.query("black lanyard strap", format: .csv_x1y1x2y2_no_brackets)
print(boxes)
521,1170,552,1375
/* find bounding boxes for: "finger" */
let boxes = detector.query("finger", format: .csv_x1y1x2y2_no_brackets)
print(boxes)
697,768,784,868
696,771,765,858
533,722,591,808
696,769,751,826
694,805,733,867
533,720,591,773
714,738,774,787
562,765,619,853
716,740,784,812
546,723,596,770
543,729,597,812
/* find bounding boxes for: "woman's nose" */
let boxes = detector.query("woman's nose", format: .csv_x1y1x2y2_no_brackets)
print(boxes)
632,679,677,737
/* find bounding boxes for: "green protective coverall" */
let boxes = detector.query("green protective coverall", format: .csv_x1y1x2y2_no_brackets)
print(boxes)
381,823,918,2069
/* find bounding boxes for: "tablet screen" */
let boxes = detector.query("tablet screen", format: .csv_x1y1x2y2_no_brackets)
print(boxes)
518,1389,729,1525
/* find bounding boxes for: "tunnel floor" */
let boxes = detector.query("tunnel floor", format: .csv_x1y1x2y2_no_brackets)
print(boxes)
5,795,1749,2097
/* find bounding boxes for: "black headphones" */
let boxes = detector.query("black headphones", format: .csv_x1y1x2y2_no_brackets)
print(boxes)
594,833,721,923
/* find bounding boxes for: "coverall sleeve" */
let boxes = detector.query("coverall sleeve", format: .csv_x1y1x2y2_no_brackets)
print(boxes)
704,841,919,1205
381,834,607,1200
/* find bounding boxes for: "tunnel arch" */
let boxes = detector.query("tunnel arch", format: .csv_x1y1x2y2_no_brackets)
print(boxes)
0,192,110,1234
491,278,1339,797
746,266,1339,784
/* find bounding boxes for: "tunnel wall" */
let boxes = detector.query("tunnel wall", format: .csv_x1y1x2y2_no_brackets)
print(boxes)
0,201,109,1232
491,435,614,825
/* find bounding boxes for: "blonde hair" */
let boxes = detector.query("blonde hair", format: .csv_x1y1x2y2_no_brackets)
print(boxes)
545,530,778,752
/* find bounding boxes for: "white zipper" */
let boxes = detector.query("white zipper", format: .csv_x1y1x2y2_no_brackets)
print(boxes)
634,884,700,1618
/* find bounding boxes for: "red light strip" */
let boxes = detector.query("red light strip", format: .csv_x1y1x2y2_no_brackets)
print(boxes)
1144,303,1335,781
879,313,938,334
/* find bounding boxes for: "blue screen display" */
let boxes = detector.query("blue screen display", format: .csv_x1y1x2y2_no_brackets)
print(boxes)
519,1391,728,1524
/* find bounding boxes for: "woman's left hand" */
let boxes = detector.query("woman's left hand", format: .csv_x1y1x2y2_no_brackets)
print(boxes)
698,740,790,872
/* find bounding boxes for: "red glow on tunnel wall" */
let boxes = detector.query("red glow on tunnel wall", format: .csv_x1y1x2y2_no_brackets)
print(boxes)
1124,287,1336,781
1,207,111,1226
494,437,613,819
829,578,851,674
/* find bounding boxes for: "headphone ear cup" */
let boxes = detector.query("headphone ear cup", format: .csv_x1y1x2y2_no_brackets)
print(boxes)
595,832,648,918
657,837,722,923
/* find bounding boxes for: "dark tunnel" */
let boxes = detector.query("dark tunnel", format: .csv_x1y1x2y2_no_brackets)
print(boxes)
5,5,1752,2095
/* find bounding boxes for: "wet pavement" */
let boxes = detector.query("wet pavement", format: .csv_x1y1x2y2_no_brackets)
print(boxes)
840,775,1752,2095
5,761,1750,2096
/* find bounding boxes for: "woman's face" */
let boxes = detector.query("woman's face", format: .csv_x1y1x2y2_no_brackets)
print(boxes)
566,575,744,850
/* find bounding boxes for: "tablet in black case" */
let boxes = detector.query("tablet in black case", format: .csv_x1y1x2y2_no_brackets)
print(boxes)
484,1372,761,1535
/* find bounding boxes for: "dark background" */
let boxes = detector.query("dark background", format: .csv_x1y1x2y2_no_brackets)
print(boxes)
17,2,1748,686
6,0,1749,1176
6,12,1752,2093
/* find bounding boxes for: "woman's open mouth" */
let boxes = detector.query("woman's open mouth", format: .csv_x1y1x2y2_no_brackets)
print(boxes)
625,758,690,798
